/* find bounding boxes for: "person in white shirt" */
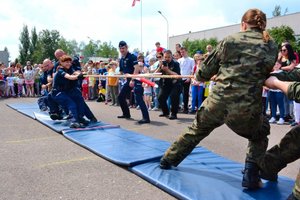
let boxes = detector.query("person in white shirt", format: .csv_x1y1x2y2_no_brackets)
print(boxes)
178,47,195,113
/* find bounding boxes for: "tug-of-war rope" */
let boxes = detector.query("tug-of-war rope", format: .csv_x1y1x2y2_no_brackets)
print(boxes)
84,73,195,79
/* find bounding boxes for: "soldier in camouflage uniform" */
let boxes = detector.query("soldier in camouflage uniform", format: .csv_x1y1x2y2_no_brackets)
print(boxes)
259,73,300,200
160,8,278,189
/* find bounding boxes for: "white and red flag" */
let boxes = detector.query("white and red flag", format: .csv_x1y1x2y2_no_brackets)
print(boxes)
132,0,140,7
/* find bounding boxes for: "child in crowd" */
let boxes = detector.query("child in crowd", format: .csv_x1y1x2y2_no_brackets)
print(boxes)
142,81,152,111
107,61,119,106
82,75,89,100
6,72,16,97
17,73,25,97
24,64,37,97
88,69,95,100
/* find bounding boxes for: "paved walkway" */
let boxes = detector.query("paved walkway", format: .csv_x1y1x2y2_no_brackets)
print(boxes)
1,98,299,200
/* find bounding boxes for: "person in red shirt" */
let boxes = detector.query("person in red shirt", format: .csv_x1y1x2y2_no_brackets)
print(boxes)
155,42,165,53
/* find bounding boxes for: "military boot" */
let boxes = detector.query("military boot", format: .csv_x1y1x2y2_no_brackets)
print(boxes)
159,157,172,169
242,161,262,189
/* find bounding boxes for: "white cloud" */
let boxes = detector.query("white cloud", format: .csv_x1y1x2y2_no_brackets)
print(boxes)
1,0,300,61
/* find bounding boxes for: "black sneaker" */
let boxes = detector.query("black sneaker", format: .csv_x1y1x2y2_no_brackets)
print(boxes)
70,122,81,128
169,115,177,120
79,118,89,126
50,113,63,120
117,115,131,119
159,113,169,117
160,158,172,169
138,119,150,124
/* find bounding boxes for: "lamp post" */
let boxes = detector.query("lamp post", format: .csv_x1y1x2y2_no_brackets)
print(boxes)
158,11,169,49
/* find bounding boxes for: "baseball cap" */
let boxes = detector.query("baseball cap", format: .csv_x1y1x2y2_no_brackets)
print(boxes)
119,41,127,48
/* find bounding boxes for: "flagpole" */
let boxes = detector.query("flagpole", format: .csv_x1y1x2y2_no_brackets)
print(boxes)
140,0,143,53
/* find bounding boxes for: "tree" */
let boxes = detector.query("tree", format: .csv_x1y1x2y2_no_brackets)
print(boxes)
272,5,288,17
268,25,296,47
97,41,118,59
19,25,31,64
182,38,218,56
38,29,61,61
272,5,281,17
29,27,38,63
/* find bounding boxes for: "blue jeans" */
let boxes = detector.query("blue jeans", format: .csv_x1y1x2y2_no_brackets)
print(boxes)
269,91,285,119
191,85,204,111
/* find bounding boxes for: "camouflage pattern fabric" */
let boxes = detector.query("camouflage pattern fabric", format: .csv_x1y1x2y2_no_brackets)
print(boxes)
162,28,278,167
260,69,300,199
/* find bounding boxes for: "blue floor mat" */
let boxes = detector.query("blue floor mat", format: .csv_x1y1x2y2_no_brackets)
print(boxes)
63,128,170,166
130,147,295,200
6,102,39,110
7,103,40,119
34,112,110,133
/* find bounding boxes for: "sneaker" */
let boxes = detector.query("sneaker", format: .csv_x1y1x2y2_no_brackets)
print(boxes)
70,122,81,128
136,106,140,110
151,107,159,111
269,117,276,123
290,121,299,127
138,119,150,124
148,107,152,111
117,115,131,119
277,118,285,125
169,115,177,120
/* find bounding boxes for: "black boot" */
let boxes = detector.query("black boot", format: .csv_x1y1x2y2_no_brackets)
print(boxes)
242,161,262,189
159,157,172,169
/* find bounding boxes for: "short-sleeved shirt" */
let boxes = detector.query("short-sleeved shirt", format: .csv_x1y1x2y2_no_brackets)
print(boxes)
159,60,181,86
119,52,137,74
53,68,75,91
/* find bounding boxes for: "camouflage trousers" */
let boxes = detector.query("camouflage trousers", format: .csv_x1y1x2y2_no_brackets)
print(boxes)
162,98,270,166
257,126,300,199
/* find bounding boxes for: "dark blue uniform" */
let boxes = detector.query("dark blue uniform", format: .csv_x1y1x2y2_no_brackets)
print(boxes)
52,68,84,123
158,60,182,118
134,78,150,122
118,52,137,118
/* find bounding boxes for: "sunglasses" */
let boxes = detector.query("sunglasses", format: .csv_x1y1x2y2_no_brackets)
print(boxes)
281,49,287,52
156,56,162,59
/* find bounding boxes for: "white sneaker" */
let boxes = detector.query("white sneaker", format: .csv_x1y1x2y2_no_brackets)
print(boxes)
151,107,159,111
269,117,276,123
277,118,285,125
148,107,152,111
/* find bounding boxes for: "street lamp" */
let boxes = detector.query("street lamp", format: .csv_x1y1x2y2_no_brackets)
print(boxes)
158,11,169,49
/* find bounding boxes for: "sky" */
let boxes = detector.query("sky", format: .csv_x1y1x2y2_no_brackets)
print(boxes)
0,0,300,60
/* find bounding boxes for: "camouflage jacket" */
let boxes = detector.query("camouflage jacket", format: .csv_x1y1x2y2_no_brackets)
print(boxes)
196,28,278,105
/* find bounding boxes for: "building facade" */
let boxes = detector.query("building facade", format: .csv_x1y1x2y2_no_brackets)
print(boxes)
170,12,300,52
0,49,9,67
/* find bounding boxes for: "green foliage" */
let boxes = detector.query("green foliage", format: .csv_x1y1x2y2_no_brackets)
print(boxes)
19,25,30,64
182,38,218,56
268,25,296,48
97,41,118,59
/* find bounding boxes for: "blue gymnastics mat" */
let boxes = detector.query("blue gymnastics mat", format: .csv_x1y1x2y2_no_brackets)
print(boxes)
130,147,295,200
63,128,170,166
34,112,112,133
7,103,40,119
6,102,39,110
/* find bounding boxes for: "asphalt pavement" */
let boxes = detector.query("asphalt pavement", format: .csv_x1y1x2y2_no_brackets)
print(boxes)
0,97,299,200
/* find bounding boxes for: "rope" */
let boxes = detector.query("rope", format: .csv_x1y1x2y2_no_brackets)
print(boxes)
83,74,194,79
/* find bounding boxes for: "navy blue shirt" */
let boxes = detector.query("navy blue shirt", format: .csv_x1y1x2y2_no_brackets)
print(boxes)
119,52,137,74
53,68,75,91
40,71,48,85
159,60,181,86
